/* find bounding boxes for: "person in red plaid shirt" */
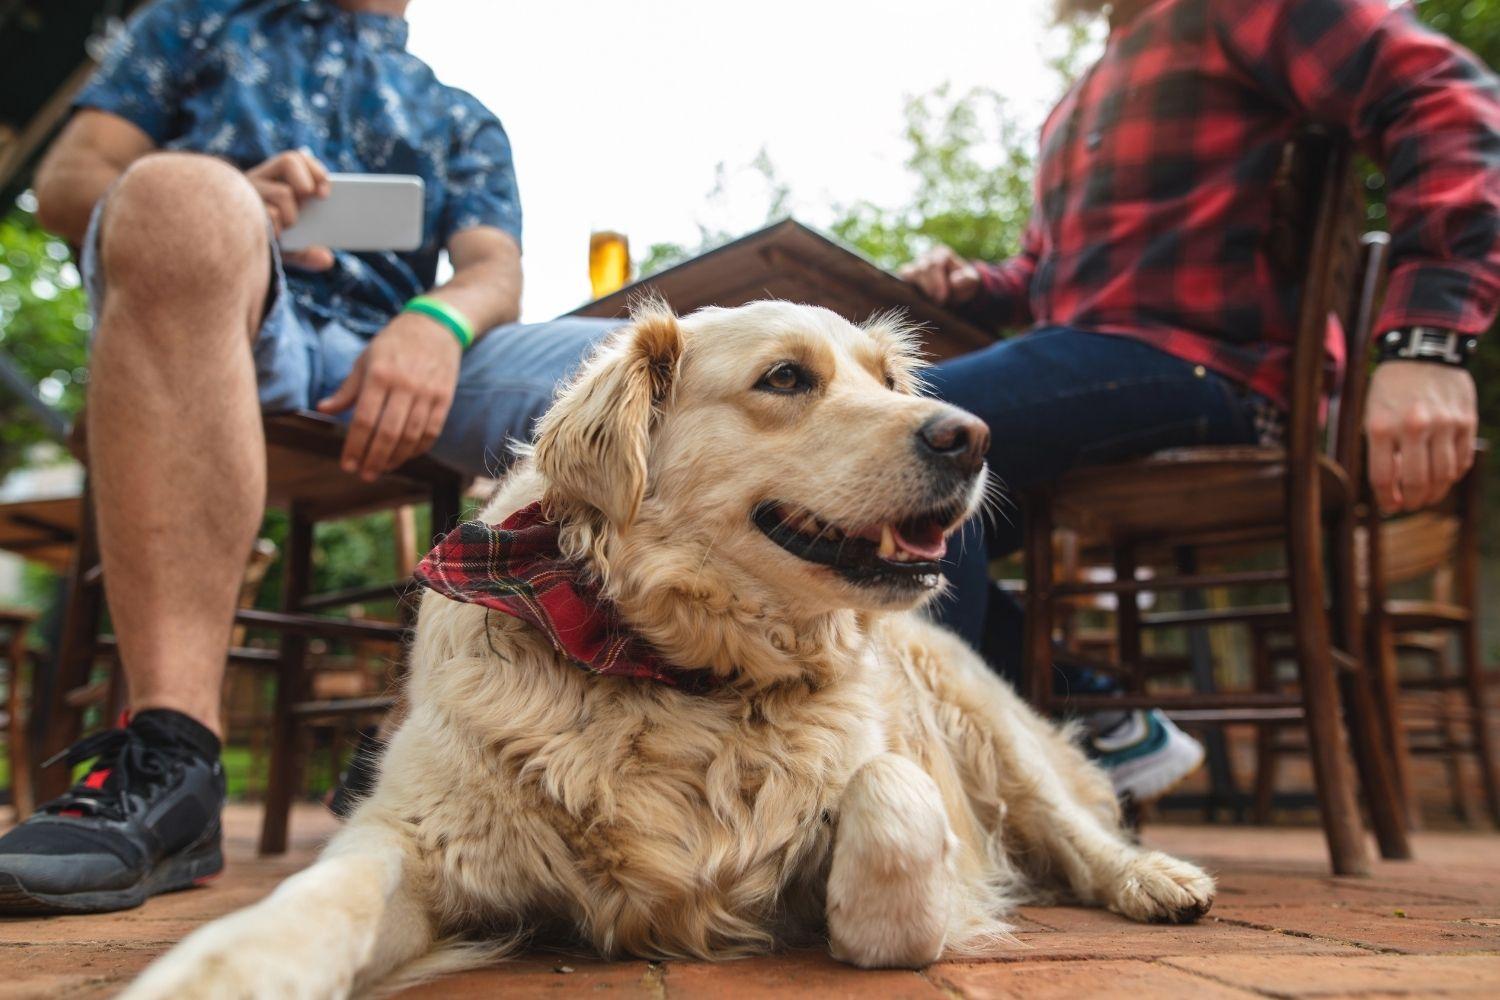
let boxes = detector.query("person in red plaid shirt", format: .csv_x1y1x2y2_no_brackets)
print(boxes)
902,0,1498,802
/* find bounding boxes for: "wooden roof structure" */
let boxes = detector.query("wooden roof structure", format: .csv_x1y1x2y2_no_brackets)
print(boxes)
0,491,80,572
572,219,997,362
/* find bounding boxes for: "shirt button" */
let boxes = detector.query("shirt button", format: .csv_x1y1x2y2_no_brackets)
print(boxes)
1086,130,1102,150
312,93,329,108
1193,365,1207,377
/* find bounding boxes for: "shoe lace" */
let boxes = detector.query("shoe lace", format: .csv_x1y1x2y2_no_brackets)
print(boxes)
42,728,183,822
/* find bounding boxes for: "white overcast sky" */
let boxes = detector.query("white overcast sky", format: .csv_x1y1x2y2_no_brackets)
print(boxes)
405,0,1074,322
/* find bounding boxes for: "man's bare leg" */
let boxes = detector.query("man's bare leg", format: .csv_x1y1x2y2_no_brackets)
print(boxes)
89,152,272,737
0,152,274,916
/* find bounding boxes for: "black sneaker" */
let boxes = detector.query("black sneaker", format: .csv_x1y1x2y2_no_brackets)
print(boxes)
0,709,225,915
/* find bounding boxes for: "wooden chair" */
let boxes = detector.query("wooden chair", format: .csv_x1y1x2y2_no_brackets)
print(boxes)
1252,446,1494,830
1366,444,1498,827
34,410,464,854
1,605,37,821
1019,132,1410,876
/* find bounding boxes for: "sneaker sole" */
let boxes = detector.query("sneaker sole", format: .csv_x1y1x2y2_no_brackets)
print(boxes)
1108,723,1206,804
0,839,223,916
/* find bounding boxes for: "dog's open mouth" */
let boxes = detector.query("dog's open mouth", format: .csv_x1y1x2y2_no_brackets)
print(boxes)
751,497,967,589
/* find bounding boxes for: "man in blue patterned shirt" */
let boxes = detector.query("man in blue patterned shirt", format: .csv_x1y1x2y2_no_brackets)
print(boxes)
0,0,616,914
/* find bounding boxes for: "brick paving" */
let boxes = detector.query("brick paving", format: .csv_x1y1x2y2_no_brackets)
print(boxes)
1,804,1498,998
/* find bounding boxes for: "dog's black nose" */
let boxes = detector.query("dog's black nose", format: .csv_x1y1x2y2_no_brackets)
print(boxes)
916,410,989,475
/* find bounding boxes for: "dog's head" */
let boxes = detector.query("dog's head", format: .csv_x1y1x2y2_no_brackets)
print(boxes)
532,299,989,625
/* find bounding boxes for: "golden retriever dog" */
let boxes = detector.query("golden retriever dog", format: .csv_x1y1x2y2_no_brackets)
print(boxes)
122,301,1214,998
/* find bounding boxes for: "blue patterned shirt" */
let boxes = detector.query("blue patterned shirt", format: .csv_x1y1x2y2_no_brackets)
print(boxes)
75,0,522,335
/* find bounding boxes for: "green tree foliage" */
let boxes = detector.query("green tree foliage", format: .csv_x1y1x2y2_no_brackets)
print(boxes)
1419,0,1499,65
639,19,1102,276
1413,0,1499,526
828,86,1035,270
638,85,1042,280
0,194,89,477
637,148,794,277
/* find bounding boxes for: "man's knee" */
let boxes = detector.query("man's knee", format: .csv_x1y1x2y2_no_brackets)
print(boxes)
99,152,268,299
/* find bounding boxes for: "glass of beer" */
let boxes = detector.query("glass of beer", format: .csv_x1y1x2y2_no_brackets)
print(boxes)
589,230,631,299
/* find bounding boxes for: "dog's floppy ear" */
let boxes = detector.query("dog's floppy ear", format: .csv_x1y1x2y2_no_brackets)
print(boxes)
534,301,683,527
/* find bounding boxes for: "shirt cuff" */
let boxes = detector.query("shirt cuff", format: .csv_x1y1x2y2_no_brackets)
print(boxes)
444,206,523,251
1375,260,1499,338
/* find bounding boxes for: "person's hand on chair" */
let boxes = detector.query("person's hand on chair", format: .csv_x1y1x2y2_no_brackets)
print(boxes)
1365,361,1477,513
316,315,463,481
899,245,982,307
246,150,334,272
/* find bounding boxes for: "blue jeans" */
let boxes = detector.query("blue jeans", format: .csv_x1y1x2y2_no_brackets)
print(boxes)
925,327,1262,688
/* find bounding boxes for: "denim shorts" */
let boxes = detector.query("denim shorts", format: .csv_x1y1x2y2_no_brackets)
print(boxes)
80,203,618,480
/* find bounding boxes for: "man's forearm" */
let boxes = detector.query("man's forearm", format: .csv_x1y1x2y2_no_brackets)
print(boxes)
34,151,128,245
429,265,521,334
420,232,524,339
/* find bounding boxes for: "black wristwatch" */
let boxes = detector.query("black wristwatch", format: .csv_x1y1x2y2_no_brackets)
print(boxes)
1376,327,1479,368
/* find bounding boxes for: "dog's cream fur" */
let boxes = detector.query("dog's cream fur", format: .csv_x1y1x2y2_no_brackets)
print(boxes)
123,302,1214,999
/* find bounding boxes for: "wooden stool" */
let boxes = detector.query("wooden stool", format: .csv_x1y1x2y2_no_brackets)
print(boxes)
35,411,464,854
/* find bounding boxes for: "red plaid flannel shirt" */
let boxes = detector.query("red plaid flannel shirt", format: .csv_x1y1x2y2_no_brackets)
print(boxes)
966,0,1500,408
415,503,711,691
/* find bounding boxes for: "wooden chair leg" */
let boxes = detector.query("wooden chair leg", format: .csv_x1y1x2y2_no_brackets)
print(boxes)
5,626,34,821
35,488,104,803
1250,627,1279,824
1452,459,1500,829
1022,491,1055,713
259,510,314,855
1333,507,1410,861
1461,618,1500,829
1360,498,1417,834
1113,545,1141,694
432,472,463,538
1287,501,1370,876
1426,648,1474,824
1374,624,1421,828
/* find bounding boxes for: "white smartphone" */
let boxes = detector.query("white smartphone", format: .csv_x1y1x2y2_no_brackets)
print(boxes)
279,173,425,253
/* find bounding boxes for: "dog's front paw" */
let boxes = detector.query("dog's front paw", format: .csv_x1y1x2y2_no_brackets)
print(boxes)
120,910,352,1000
1107,850,1215,924
827,755,956,968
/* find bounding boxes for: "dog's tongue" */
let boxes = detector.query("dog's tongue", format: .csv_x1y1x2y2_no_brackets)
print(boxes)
893,521,948,561
853,521,948,561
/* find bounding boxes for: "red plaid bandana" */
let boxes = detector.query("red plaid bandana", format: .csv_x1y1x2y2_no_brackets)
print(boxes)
415,502,712,691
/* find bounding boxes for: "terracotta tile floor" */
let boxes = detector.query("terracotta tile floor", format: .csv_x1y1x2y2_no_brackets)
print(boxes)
2,804,1499,998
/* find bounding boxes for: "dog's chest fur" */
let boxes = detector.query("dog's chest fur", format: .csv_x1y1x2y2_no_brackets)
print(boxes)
403,605,890,957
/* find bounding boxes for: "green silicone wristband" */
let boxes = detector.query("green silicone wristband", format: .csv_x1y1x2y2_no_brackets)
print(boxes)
404,296,474,350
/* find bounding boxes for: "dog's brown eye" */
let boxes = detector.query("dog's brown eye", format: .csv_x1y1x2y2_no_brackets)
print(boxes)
756,362,812,395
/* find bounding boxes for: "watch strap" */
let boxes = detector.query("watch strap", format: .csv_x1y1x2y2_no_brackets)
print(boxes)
1376,327,1478,367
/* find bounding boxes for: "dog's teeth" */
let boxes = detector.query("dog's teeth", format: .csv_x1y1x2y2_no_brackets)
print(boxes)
878,524,896,559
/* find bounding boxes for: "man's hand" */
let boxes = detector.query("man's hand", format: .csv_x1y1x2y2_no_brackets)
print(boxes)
246,150,334,271
898,245,982,307
1365,361,1478,513
316,313,463,481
